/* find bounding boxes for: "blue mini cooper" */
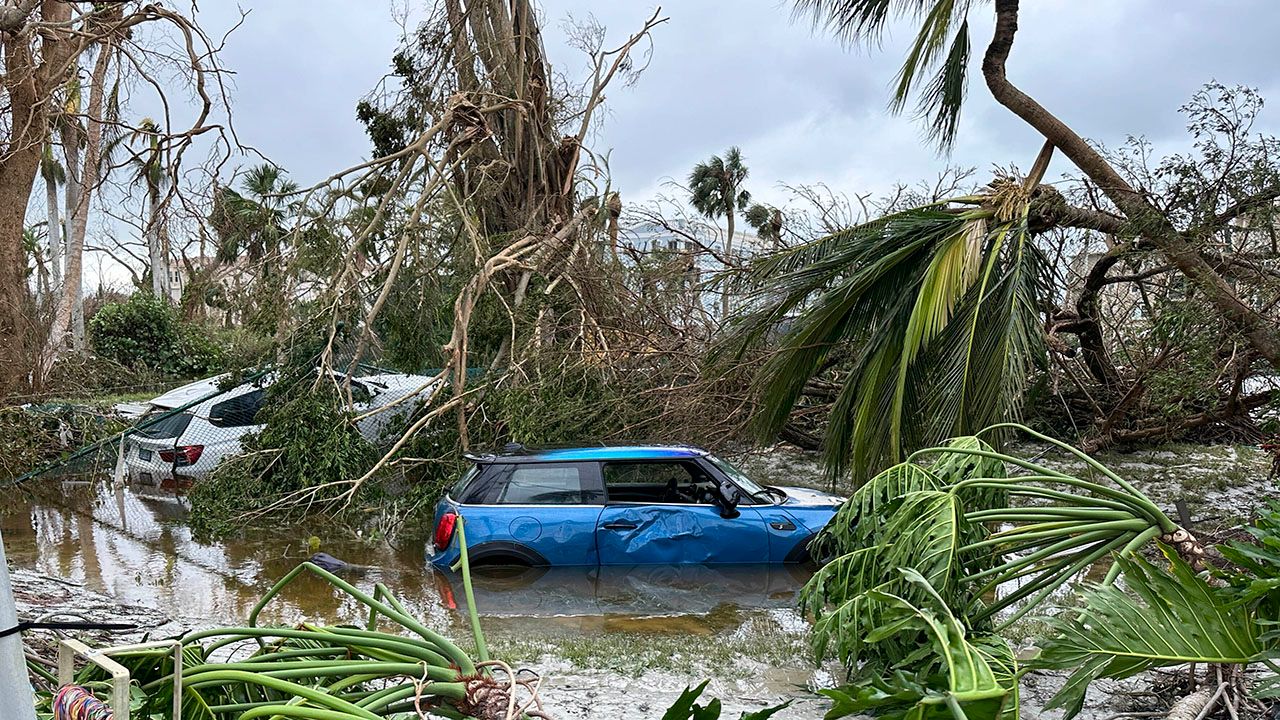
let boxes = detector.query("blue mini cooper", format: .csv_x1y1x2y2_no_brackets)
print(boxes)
430,445,844,567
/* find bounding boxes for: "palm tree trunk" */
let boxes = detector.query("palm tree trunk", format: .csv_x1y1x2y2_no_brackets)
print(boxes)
147,185,170,300
722,209,735,318
50,44,113,356
45,165,62,292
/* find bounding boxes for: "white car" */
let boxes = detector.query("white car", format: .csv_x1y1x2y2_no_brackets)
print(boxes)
123,371,439,487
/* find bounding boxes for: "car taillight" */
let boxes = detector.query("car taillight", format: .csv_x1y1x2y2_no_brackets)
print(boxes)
434,512,458,551
159,445,203,466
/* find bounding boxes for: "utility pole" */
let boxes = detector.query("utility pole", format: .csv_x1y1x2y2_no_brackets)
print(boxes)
0,525,37,720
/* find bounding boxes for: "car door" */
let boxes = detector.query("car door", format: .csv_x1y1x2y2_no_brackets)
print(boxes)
459,462,606,566
595,460,769,565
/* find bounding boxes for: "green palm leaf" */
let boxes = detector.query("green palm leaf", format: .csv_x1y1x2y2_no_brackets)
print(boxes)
731,197,1049,483
1036,544,1266,719
794,0,976,149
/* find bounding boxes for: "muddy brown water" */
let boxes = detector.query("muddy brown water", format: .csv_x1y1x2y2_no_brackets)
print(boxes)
2,480,813,642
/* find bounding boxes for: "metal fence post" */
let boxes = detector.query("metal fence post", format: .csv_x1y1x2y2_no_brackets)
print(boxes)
0,525,37,720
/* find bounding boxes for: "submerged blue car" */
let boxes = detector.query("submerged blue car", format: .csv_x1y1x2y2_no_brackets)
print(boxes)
429,445,844,567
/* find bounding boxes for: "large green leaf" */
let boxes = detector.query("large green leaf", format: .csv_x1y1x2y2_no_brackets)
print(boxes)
1036,544,1266,718
812,461,942,557
822,568,1014,720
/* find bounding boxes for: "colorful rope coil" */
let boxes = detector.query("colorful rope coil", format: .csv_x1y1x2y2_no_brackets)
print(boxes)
52,685,114,720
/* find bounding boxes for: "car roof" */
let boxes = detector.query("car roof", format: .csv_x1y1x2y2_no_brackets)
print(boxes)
146,374,230,409
470,445,710,464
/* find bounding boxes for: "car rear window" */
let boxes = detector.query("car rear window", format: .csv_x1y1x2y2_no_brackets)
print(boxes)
458,462,603,505
209,389,266,428
135,411,194,440
496,465,595,505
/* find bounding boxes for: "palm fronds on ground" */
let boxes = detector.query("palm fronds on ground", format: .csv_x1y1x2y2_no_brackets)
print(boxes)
726,177,1051,483
801,424,1280,719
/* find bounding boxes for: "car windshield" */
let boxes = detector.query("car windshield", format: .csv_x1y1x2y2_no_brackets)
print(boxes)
706,454,772,502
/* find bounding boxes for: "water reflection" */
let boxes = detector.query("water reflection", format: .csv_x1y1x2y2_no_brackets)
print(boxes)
4,482,814,638
442,564,812,618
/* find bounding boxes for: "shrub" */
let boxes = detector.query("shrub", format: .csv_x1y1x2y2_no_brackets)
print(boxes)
89,293,223,376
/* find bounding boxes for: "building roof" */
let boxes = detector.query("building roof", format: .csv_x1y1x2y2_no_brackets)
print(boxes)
468,445,709,464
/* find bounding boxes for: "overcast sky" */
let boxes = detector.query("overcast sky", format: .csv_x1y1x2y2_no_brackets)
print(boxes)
191,0,1280,208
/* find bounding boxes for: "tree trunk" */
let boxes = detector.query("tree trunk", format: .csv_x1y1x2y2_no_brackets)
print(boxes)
147,185,170,300
51,43,113,355
45,164,62,291
722,208,735,319
982,0,1280,368
0,33,43,396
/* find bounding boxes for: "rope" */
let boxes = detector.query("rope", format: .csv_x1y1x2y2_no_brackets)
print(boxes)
52,685,114,720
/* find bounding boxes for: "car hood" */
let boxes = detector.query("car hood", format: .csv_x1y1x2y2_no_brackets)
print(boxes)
775,486,845,507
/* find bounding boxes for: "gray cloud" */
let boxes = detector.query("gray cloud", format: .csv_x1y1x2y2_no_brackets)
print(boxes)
197,0,1280,206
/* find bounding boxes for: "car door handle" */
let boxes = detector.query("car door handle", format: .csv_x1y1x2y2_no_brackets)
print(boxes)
769,520,797,531
602,521,638,531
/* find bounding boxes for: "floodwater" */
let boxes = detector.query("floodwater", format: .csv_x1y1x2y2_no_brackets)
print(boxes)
3,479,830,718
3,481,812,626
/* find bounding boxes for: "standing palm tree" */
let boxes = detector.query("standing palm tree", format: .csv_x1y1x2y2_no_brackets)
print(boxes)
688,147,751,317
210,163,299,273
128,118,171,301
39,142,65,293
208,163,300,330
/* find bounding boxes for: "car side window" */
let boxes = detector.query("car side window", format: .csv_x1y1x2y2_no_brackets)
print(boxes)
208,389,266,428
496,464,599,505
603,461,716,504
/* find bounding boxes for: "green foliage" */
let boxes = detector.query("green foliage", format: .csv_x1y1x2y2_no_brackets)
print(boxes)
793,0,974,149
88,293,223,376
727,187,1050,482
188,381,377,537
820,570,1015,720
0,404,126,482
662,680,790,720
1217,501,1280,617
1036,544,1267,718
802,424,1177,719
689,147,751,222
481,360,662,447
33,562,492,719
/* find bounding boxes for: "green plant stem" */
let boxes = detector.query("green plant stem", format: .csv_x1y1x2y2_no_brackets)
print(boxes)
1102,526,1164,585
952,475,1168,525
454,516,490,664
968,529,1118,585
962,519,1147,552
979,422,1149,499
988,534,1132,628
246,561,476,674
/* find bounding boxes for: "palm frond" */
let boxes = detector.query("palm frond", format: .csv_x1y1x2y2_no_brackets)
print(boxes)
1036,544,1266,719
732,199,1049,482
794,0,976,149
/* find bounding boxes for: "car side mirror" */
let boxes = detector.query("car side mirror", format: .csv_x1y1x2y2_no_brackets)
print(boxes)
716,482,741,519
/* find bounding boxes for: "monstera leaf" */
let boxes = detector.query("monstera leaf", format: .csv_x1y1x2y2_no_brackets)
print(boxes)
1036,544,1266,718
821,568,1015,720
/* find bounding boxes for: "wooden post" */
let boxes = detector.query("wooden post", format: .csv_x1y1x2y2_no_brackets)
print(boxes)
0,525,37,720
